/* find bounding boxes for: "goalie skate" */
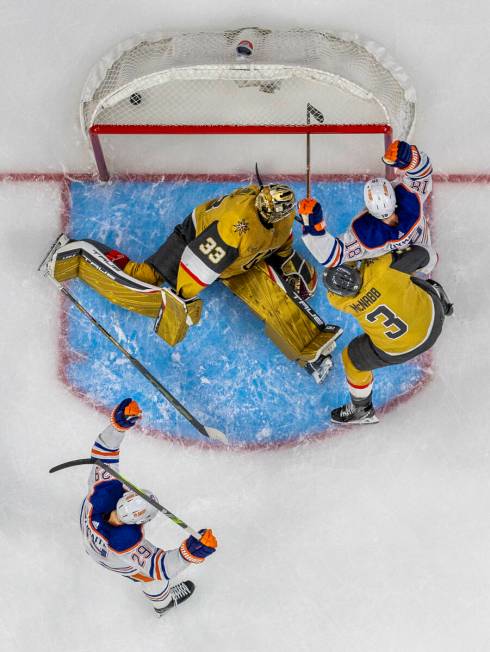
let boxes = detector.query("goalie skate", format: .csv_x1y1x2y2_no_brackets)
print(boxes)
304,323,343,384
38,233,70,277
305,353,333,384
154,581,195,617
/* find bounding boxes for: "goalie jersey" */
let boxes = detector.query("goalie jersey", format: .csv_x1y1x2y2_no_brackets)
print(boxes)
303,152,436,273
80,425,190,583
126,185,294,299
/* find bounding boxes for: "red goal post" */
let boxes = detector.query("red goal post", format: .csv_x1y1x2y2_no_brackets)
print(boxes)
81,27,415,181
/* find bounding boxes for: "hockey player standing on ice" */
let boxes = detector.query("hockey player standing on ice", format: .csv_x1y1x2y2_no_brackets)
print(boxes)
48,184,339,383
298,141,437,274
81,398,217,616
323,247,453,425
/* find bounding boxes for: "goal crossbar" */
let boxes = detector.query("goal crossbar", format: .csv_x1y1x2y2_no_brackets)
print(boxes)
89,123,393,181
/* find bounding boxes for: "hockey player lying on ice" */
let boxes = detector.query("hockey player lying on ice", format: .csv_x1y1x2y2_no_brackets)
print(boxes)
47,184,340,383
81,398,217,616
323,247,453,425
298,141,437,274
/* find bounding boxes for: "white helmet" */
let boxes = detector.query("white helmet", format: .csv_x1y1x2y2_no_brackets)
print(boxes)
116,490,158,525
363,178,396,220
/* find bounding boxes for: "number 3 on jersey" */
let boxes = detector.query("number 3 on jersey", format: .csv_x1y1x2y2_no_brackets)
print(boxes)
365,304,408,339
199,237,226,264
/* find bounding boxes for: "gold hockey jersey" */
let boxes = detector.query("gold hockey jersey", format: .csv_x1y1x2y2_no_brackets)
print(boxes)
177,185,294,298
328,254,435,355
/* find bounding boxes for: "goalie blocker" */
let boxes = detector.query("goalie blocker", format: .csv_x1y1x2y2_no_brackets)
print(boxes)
42,235,342,383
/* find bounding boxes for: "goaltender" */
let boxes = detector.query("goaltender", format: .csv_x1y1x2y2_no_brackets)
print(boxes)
45,184,340,382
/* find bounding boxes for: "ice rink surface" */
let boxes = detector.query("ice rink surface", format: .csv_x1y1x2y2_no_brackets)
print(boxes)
1,2,490,651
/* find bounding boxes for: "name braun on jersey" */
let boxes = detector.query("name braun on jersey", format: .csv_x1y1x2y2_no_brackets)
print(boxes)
349,287,381,313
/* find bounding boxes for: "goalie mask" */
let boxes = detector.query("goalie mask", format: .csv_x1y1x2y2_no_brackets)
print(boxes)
256,184,296,224
323,264,362,297
116,490,159,525
364,178,396,220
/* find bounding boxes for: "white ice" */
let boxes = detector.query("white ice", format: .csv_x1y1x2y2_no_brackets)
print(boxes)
1,2,490,651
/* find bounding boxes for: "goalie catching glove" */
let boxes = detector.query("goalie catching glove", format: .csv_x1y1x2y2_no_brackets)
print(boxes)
180,529,218,564
268,250,317,300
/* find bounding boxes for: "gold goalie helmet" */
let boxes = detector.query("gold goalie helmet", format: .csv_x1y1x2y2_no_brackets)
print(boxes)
256,184,296,224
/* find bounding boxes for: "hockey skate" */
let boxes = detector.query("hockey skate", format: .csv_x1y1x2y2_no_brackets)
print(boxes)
38,233,70,277
426,279,454,316
305,353,333,384
331,401,379,425
303,323,343,384
154,580,195,617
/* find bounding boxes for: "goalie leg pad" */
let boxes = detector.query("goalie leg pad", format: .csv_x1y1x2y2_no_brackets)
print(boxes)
154,289,202,347
222,261,335,364
51,239,165,317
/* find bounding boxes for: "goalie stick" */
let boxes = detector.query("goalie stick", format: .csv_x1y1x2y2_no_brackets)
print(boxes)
268,260,342,338
49,457,200,538
38,238,228,444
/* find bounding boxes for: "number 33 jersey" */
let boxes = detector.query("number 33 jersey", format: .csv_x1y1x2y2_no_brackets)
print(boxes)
327,253,435,356
177,185,294,298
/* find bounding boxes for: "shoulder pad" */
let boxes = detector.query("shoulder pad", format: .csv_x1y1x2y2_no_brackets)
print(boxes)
351,212,392,249
89,479,124,515
108,524,143,553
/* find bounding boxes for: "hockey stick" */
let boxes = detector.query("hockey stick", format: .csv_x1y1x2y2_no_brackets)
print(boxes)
49,457,200,537
306,103,325,198
41,265,227,443
270,262,341,335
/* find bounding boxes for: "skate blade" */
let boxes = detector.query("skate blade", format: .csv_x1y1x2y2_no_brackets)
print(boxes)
38,233,69,276
311,364,333,385
331,414,379,425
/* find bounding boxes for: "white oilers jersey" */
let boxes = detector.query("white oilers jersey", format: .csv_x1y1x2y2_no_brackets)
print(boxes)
303,152,436,273
80,424,189,582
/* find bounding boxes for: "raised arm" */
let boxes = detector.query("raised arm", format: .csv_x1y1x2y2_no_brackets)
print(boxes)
383,140,433,202
87,398,142,491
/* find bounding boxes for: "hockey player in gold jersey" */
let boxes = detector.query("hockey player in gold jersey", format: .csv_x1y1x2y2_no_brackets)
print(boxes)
122,185,299,297
323,246,453,424
45,184,341,382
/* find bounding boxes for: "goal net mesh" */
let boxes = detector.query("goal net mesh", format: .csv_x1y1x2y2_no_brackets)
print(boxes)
81,27,416,139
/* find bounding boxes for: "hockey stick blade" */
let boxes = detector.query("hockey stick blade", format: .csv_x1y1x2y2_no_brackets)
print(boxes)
307,103,325,124
49,458,94,473
204,427,228,444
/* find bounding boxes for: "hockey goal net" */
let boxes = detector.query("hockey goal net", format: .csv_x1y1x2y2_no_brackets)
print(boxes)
81,27,416,180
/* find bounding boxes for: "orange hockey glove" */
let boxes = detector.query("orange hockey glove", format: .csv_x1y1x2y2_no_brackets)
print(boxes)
111,398,142,430
179,528,218,564
382,140,420,170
